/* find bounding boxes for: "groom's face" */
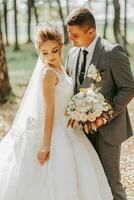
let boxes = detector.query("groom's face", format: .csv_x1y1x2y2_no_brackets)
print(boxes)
67,25,95,48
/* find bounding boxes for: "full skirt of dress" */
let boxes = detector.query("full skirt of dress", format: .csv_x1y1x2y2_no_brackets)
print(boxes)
0,117,113,200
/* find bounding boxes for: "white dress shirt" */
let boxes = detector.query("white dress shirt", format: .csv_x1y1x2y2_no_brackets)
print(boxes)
79,35,99,77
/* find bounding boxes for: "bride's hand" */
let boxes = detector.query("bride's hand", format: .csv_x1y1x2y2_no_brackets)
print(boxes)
37,145,50,166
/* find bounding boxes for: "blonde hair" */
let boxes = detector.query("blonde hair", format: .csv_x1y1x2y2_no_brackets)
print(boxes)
35,25,63,51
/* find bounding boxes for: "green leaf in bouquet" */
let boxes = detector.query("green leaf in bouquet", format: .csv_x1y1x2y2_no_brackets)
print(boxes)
95,87,102,92
109,110,113,115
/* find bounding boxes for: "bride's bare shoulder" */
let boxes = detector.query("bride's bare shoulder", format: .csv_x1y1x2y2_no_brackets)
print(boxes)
42,68,58,85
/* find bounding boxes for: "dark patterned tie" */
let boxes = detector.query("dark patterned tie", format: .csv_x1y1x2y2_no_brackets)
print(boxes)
79,50,88,84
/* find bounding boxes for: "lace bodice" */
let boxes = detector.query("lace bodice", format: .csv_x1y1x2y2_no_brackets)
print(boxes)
42,67,74,122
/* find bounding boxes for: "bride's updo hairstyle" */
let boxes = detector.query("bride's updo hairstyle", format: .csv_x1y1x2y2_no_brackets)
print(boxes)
35,22,63,52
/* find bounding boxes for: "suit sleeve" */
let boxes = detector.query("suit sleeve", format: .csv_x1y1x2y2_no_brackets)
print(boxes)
109,45,134,118
65,49,71,76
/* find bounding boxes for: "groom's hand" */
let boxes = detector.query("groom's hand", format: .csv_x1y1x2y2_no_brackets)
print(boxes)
95,117,104,128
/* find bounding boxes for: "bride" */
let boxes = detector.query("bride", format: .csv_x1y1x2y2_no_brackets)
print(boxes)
0,23,113,200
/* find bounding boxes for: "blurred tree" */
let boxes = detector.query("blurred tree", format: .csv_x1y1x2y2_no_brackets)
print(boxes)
31,0,39,25
113,0,127,52
0,14,12,103
47,0,53,18
13,0,19,50
56,0,69,44
124,0,128,44
66,0,70,16
27,0,32,43
103,0,109,38
3,0,9,46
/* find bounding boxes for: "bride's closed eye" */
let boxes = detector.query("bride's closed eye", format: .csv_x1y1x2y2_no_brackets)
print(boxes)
42,49,58,55
43,52,48,55
52,49,58,53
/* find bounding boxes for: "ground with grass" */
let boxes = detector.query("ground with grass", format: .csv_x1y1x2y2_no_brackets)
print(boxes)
0,43,134,200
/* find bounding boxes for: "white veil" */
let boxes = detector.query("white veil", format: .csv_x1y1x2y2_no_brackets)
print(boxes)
0,57,44,141
0,57,48,199
11,58,44,133
0,56,45,144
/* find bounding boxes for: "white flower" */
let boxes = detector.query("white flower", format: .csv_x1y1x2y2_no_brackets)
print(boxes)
87,64,102,83
94,103,104,112
80,113,88,122
103,105,109,112
87,113,96,122
93,110,102,117
70,111,81,121
96,74,102,82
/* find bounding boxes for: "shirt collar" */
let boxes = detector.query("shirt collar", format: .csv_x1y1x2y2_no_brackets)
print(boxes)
81,35,99,54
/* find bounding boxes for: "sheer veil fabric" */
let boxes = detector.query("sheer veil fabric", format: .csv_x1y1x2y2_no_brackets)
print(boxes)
0,58,47,199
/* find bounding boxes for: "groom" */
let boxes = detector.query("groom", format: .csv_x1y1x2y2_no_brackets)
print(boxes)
65,8,134,200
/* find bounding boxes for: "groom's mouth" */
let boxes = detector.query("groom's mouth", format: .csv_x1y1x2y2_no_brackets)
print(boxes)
72,41,78,46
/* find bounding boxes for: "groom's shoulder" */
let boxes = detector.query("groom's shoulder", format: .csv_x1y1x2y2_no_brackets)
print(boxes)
100,37,121,53
99,37,128,61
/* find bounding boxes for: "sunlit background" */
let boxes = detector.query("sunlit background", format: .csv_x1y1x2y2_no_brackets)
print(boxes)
0,0,134,199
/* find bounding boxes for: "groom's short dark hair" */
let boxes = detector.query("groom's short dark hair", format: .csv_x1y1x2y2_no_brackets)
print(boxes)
66,8,96,29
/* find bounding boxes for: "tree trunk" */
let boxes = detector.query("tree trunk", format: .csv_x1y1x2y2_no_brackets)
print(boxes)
124,0,128,44
0,14,12,103
113,0,125,48
27,0,32,43
31,0,38,25
66,0,70,16
56,0,69,44
3,0,9,46
103,0,108,38
14,0,19,50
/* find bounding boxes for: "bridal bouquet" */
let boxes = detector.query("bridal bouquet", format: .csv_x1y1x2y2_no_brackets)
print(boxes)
65,64,113,133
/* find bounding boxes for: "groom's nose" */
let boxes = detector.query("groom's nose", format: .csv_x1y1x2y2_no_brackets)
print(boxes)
70,35,76,42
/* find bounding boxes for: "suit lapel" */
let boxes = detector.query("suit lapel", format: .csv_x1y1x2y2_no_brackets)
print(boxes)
82,37,105,87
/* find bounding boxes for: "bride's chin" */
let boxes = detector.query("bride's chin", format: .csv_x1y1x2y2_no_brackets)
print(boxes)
48,63,57,68
48,62,61,69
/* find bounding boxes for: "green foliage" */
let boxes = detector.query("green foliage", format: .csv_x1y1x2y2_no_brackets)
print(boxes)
6,43,37,87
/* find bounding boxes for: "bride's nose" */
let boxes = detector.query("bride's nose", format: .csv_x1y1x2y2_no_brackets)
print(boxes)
48,53,55,60
47,53,56,63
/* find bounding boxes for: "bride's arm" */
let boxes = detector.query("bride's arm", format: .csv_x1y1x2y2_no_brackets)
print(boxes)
37,69,58,166
42,69,57,147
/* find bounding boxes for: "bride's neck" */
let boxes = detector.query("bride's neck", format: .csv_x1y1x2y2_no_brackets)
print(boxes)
48,64,63,72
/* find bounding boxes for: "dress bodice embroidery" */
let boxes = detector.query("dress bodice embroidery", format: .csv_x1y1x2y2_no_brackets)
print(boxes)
42,67,74,122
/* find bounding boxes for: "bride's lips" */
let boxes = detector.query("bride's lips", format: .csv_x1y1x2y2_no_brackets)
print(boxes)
48,59,56,64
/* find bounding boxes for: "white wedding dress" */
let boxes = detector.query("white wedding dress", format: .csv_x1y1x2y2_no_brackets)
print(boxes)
0,65,113,200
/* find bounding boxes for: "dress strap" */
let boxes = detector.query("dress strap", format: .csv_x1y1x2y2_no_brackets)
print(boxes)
43,66,62,82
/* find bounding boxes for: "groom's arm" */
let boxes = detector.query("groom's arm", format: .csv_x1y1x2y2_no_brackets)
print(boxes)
109,45,134,119
65,52,70,75
65,48,72,76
